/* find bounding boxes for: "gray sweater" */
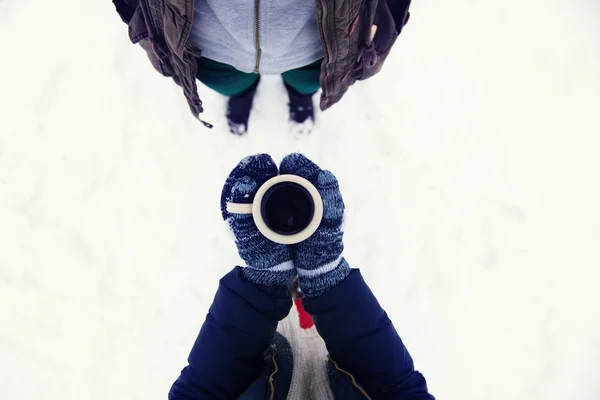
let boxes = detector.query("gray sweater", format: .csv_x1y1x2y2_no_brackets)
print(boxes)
189,0,324,75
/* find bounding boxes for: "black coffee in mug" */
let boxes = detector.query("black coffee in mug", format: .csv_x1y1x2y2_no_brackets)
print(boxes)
260,182,315,235
226,174,323,244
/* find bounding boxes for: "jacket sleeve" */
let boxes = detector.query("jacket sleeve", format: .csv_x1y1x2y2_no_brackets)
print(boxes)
358,0,411,81
112,0,174,77
112,0,138,24
169,267,293,400
303,269,435,400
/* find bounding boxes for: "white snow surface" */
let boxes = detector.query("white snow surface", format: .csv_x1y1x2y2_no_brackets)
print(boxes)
1,0,600,399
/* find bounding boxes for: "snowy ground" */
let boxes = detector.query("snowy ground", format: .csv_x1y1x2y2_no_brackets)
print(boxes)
1,0,599,399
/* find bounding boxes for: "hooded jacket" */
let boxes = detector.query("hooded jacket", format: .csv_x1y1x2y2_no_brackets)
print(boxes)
112,0,411,126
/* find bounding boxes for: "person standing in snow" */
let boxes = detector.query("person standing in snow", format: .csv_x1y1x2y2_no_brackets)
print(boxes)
112,0,411,134
168,153,435,399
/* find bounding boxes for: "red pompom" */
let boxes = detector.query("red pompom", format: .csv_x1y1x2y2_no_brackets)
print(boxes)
294,298,314,329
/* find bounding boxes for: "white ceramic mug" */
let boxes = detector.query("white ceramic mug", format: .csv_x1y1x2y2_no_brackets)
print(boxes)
226,174,323,245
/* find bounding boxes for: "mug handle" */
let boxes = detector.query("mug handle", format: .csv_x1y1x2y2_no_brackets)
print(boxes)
226,202,253,214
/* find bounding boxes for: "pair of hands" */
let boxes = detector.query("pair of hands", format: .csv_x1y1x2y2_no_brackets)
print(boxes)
220,153,350,297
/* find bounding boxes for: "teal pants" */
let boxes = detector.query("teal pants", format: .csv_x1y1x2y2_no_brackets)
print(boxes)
196,58,322,97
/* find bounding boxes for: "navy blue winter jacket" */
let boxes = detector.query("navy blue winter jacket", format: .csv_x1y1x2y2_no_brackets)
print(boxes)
169,267,434,399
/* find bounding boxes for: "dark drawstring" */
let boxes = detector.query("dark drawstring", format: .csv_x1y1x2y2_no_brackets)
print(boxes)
196,102,213,129
200,119,213,129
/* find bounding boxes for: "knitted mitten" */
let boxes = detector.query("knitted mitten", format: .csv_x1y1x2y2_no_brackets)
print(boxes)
279,154,351,297
221,154,296,286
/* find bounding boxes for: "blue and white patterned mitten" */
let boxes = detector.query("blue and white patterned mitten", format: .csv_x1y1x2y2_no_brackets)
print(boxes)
221,154,296,286
279,154,351,297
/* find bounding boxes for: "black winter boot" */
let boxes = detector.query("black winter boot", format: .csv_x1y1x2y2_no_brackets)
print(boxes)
226,78,260,135
285,83,315,134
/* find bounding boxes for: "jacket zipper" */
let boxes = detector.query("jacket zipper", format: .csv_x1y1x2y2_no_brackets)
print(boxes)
254,0,262,73
329,359,372,399
267,345,278,400
317,0,332,105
